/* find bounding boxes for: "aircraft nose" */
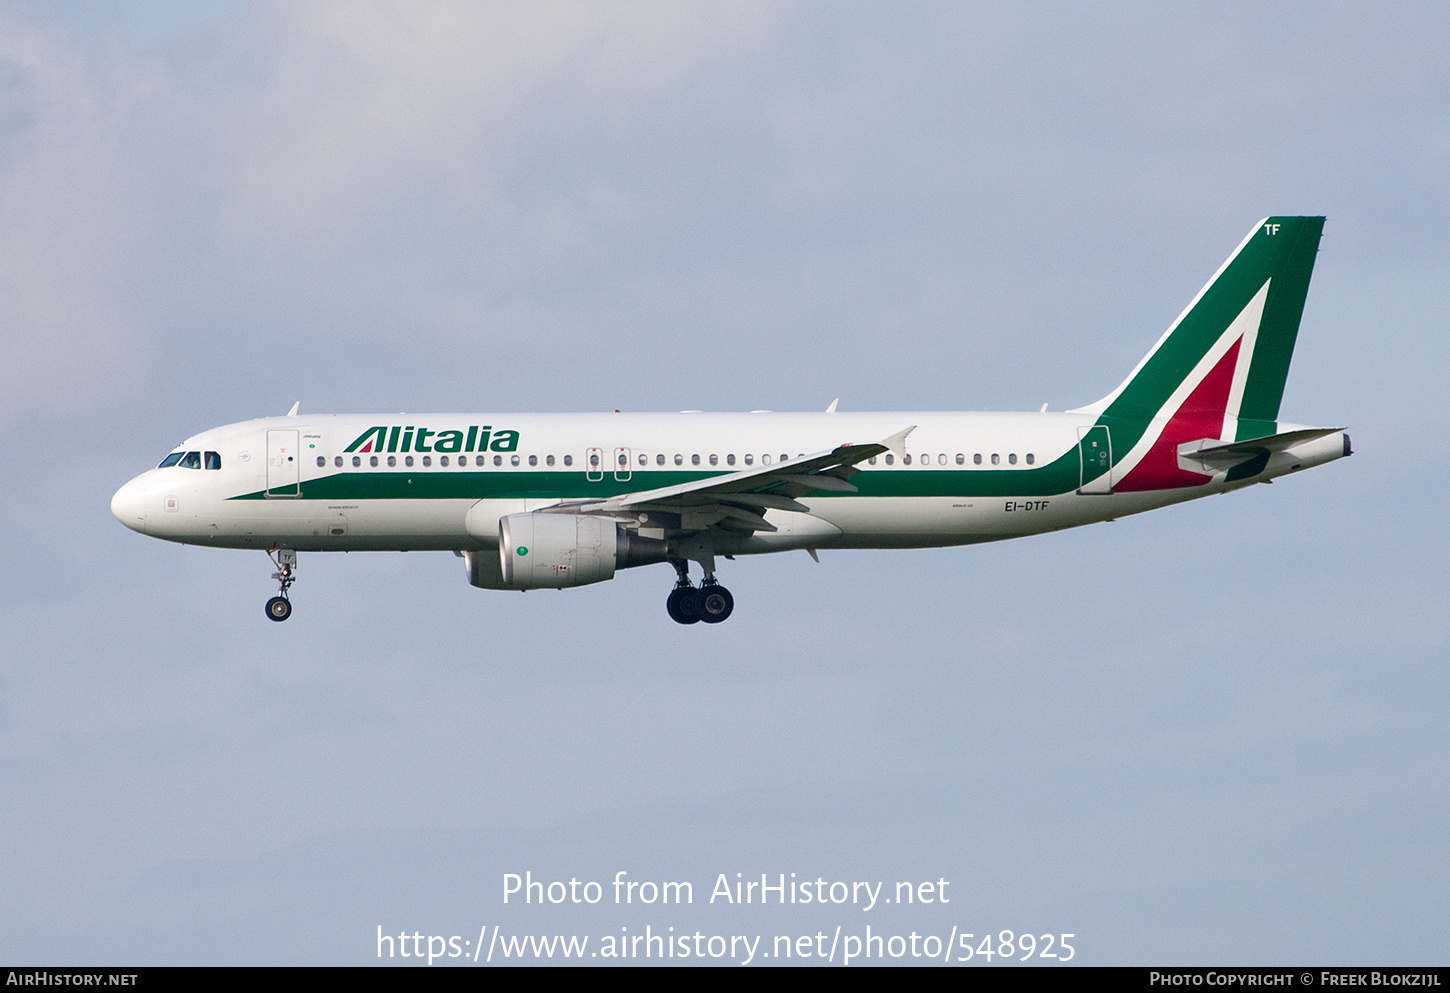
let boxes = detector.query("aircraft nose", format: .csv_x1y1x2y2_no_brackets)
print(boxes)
111,476,149,534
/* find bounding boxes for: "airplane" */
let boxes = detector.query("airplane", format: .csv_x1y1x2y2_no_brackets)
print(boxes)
111,216,1349,624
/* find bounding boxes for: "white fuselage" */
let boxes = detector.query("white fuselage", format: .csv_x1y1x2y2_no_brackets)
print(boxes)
110,410,1348,556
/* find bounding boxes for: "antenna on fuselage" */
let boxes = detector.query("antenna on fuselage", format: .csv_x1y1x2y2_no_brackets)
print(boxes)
286,401,300,417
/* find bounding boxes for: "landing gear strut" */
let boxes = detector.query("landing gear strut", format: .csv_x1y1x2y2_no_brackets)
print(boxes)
665,559,734,625
265,549,296,622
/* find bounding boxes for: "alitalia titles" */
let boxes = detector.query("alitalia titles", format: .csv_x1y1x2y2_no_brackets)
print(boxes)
344,425,519,456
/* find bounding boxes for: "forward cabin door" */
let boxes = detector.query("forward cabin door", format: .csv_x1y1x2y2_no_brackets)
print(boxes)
266,429,301,498
1077,425,1113,494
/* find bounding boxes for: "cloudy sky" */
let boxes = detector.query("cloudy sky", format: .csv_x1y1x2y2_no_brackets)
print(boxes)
2,0,1446,965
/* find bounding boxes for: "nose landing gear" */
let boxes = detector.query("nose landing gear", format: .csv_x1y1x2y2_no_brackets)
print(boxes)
265,549,297,622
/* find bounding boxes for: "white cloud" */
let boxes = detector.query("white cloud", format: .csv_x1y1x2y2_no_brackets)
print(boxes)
0,17,157,426
219,1,782,238
0,2,786,427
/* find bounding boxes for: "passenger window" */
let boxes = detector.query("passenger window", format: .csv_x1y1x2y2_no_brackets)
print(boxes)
674,454,683,466
1026,453,1035,465
1008,453,1017,465
494,455,503,466
547,455,556,466
353,455,362,467
885,453,894,465
405,456,414,467
590,452,600,468
938,453,946,465
370,456,379,467
903,454,912,465
388,456,397,467
316,456,325,468
618,452,627,467
204,451,221,470
657,454,665,466
991,454,1000,465
956,453,964,465
334,456,343,468
869,456,877,465
744,454,753,465
179,452,201,469
442,456,451,466
422,456,432,467
638,453,646,466
158,452,184,468
511,455,520,467
974,453,982,465
763,454,772,465
709,454,718,466
692,454,700,466
563,454,573,467
529,455,538,467
726,454,735,466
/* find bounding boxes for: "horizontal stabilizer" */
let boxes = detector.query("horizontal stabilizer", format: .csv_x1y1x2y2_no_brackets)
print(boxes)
1177,428,1345,474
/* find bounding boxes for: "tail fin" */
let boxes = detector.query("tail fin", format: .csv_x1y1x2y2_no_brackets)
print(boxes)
1075,216,1324,442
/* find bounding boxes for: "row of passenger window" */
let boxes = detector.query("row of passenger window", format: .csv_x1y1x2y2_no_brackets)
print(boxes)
606,452,802,468
316,451,1036,470
159,451,222,469
869,452,1035,466
608,452,1037,468
319,454,575,469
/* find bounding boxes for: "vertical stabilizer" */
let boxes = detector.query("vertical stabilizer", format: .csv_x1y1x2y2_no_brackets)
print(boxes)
1076,216,1324,443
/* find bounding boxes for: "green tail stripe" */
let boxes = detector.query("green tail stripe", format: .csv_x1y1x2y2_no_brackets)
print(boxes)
1236,218,1323,433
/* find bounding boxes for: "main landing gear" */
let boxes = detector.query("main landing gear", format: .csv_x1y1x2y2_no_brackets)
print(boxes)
265,548,297,622
666,561,734,625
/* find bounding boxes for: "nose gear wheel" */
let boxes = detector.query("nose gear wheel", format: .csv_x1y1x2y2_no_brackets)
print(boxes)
265,549,297,622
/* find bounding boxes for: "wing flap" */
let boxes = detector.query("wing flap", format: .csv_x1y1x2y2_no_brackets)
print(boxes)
606,425,915,510
546,425,916,539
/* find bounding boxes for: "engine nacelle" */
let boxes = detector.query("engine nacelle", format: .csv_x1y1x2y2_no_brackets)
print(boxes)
498,513,666,589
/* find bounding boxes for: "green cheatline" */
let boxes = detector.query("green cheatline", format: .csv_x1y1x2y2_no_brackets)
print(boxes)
518,547,528,556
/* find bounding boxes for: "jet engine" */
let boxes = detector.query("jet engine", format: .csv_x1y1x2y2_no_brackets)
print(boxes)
497,513,667,589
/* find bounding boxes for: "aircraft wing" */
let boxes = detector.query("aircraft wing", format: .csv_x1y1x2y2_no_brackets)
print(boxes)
549,425,915,535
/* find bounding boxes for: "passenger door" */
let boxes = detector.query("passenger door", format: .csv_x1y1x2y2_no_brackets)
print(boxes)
266,429,301,498
1077,425,1112,494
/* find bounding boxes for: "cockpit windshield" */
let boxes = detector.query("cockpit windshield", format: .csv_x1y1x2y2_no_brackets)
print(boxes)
159,450,222,469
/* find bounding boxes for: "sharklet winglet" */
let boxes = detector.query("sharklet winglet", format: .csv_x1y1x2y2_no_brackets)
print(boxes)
879,425,916,456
